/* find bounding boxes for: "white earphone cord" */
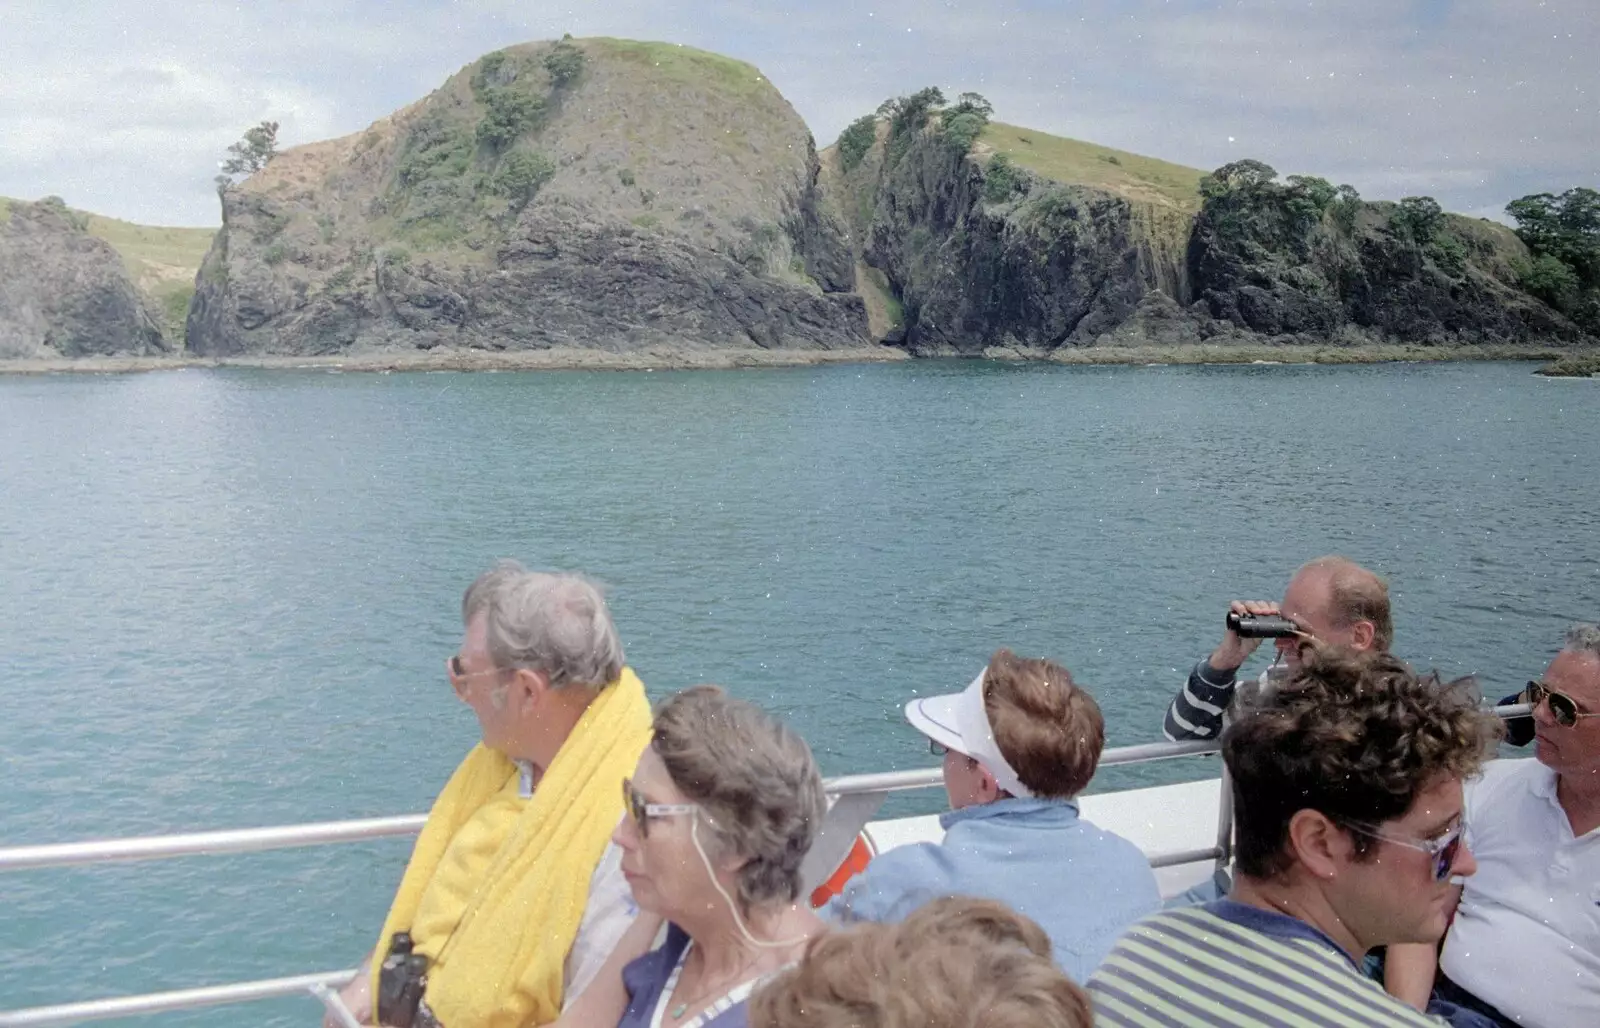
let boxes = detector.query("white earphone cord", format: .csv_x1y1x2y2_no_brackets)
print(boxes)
690,817,811,949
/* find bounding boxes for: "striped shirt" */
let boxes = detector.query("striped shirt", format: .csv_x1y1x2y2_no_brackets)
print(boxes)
1089,900,1448,1028
1162,661,1266,741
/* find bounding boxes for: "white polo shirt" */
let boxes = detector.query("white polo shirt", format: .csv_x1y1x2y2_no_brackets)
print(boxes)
1441,759,1600,1028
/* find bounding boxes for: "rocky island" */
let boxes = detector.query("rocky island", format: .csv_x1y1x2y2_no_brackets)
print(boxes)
3,36,1596,372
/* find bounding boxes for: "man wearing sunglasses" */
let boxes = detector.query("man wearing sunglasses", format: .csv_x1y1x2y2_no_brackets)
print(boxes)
1091,645,1502,1027
325,562,652,1028
1387,623,1600,1028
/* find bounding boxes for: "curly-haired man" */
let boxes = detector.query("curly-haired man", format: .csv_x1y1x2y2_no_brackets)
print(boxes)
1090,644,1502,1027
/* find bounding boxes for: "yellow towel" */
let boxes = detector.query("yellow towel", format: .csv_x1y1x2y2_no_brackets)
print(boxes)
371,668,653,1028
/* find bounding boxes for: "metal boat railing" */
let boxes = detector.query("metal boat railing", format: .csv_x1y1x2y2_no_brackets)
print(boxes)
0,707,1530,1027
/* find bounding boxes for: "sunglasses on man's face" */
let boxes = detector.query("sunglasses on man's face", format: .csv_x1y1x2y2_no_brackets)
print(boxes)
1340,818,1466,882
1527,680,1600,729
621,778,698,838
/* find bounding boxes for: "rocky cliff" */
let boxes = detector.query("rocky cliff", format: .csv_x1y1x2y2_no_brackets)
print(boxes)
1184,172,1584,345
0,198,170,358
826,101,1593,353
188,38,866,356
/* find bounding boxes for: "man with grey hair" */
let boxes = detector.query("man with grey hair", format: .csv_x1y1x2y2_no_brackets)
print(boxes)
326,561,655,1028
1386,623,1600,1027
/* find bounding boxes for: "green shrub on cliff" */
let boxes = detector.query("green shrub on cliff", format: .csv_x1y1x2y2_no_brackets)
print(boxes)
943,112,987,153
1517,254,1581,306
983,153,1024,203
1427,235,1468,278
1508,188,1600,289
940,92,993,153
398,111,475,186
477,88,547,151
1330,184,1363,233
838,115,877,172
1389,196,1444,245
494,150,556,210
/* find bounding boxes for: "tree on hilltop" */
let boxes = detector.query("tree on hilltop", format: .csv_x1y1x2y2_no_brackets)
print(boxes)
1199,159,1277,199
215,120,279,193
947,92,994,120
544,38,585,88
1508,187,1600,289
1389,196,1443,245
878,87,946,137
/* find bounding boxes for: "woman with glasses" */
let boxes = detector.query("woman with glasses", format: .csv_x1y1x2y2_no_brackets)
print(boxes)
541,685,826,1028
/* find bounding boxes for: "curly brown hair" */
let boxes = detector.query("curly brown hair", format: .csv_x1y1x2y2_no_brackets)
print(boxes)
1223,643,1502,879
983,649,1105,798
749,897,1092,1028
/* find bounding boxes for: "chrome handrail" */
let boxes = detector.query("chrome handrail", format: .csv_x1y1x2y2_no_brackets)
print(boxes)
0,738,1226,874
0,814,429,874
0,971,356,1028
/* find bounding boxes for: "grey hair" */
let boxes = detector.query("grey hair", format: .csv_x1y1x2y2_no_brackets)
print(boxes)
651,686,825,909
1564,623,1600,659
463,559,527,621
462,561,625,688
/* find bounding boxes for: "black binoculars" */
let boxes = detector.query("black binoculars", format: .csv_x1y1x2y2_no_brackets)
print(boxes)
377,932,429,1028
1226,612,1302,639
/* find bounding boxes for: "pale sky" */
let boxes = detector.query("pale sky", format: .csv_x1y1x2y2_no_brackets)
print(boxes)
1,0,1594,227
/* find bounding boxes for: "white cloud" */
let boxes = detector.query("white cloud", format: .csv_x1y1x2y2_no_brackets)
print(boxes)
0,0,1594,226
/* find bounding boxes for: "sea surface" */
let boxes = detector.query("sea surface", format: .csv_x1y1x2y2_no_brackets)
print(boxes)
2,359,1596,1024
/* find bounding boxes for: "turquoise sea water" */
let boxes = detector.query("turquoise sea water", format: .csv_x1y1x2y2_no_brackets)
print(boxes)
2,360,1597,1024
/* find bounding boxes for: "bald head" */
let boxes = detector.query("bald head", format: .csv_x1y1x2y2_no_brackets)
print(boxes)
1300,557,1392,650
1276,557,1392,666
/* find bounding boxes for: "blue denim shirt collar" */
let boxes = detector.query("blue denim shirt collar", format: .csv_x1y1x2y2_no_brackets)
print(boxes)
939,795,1080,831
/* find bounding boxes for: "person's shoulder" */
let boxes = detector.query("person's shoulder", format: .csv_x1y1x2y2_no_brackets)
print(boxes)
827,842,957,923
621,923,686,985
852,838,957,887
1466,758,1547,812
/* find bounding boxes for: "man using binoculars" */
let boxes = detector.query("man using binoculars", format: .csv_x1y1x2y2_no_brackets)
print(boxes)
1163,555,1391,742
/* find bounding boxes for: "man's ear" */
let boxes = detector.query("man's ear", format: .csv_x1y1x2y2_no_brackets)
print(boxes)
1350,620,1377,650
510,667,548,714
1287,809,1352,880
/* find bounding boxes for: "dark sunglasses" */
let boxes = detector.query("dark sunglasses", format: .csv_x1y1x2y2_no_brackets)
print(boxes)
1340,819,1466,882
929,739,949,757
1527,680,1600,728
621,777,698,838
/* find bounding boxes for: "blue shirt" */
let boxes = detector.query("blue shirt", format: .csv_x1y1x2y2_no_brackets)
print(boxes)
825,796,1160,982
616,924,750,1028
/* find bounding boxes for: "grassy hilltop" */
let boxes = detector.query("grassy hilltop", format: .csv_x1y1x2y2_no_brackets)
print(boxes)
976,122,1205,213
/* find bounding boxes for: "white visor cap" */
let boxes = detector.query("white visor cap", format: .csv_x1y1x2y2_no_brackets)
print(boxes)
903,670,1033,799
